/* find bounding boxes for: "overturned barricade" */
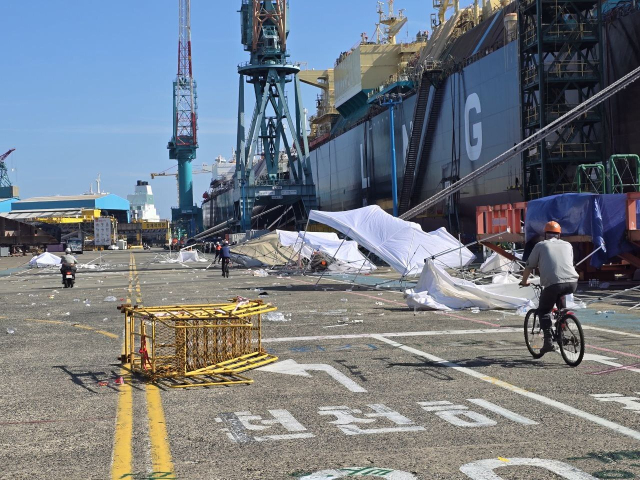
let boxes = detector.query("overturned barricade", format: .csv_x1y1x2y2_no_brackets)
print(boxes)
119,300,278,388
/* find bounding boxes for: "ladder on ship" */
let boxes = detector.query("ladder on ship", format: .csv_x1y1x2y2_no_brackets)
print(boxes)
407,85,446,212
398,77,430,214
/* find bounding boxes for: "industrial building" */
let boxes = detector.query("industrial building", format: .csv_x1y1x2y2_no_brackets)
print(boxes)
3,194,130,223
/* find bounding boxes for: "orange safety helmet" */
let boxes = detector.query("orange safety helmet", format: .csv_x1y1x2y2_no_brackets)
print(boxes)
544,221,561,234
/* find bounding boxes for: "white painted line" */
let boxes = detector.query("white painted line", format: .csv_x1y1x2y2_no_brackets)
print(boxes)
467,398,539,425
257,359,368,393
460,458,598,479
582,324,640,339
372,334,640,442
262,327,521,344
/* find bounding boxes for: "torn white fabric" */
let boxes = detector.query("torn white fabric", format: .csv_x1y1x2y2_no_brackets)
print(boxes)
406,259,536,310
479,251,523,273
277,230,376,273
308,206,474,276
177,251,206,263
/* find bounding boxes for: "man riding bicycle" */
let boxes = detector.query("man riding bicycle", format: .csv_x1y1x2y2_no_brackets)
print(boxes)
519,221,579,355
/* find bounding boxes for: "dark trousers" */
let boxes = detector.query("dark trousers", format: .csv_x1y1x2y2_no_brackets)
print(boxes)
538,282,578,330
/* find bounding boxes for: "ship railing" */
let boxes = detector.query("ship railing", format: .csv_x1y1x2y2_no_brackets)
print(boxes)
546,60,598,79
523,66,538,85
549,142,601,159
525,104,600,124
543,22,599,40
546,104,600,122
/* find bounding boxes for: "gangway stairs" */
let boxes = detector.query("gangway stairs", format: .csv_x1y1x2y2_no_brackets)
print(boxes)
408,86,446,212
398,79,430,214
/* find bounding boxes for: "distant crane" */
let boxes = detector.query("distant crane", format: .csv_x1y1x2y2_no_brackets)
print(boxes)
151,165,211,206
0,149,16,188
166,0,201,237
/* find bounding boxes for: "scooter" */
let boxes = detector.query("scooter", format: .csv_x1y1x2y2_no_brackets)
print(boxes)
61,265,76,288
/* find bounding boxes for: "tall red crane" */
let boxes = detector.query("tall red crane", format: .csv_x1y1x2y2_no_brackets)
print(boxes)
166,0,201,237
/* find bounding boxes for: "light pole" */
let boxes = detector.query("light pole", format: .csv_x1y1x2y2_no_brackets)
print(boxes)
379,93,403,217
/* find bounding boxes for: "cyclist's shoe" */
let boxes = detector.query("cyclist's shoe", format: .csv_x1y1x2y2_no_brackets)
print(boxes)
540,330,555,355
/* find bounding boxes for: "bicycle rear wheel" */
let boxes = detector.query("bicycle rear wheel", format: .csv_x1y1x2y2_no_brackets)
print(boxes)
558,314,585,367
524,309,544,359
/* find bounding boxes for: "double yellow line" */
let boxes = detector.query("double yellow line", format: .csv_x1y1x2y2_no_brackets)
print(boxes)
112,254,174,479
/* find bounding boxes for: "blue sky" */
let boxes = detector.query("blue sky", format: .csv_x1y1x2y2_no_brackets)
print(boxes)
1,1,439,218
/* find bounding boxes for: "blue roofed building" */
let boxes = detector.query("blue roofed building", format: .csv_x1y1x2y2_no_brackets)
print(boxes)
2,194,130,223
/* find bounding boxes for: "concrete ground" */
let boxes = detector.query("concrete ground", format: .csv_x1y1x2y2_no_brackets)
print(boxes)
2,249,640,480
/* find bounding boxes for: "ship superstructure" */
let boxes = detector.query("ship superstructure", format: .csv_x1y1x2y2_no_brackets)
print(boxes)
201,0,640,237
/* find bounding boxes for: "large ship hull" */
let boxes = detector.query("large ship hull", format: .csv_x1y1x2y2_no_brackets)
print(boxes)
203,8,640,235
309,41,524,233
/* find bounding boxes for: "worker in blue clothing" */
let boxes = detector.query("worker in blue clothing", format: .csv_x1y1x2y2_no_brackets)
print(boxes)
220,240,231,278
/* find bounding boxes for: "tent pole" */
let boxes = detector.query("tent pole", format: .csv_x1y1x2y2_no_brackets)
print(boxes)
574,245,604,268
297,218,311,275
314,229,351,286
430,230,507,261
350,250,374,286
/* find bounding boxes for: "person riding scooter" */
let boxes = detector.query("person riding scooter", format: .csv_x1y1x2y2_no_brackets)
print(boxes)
61,248,78,287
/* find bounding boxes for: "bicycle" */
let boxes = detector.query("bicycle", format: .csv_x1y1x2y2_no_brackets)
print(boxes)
523,284,585,367
221,257,230,278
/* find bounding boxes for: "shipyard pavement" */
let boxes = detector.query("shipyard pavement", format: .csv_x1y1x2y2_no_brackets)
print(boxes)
2,249,640,479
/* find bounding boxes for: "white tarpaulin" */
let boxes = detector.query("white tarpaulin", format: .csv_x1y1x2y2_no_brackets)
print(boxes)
29,252,62,268
277,230,376,273
177,250,206,263
479,251,523,273
405,259,537,310
308,206,475,276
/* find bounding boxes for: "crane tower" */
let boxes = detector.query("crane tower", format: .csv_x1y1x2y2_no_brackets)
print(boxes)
167,0,202,237
235,0,317,232
0,149,17,199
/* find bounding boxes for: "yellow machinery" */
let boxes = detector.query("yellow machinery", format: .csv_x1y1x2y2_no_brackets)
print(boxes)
119,299,278,388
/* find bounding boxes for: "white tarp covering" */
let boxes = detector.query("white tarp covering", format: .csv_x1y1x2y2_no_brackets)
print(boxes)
405,259,537,311
177,250,205,263
308,206,475,276
479,251,523,273
277,230,376,273
29,252,62,268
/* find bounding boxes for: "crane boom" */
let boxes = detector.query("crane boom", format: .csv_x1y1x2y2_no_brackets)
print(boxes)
0,149,16,188
0,149,16,163
400,63,640,221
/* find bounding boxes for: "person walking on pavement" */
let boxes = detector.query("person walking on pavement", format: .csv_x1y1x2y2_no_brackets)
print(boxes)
220,241,231,278
519,221,579,355
214,242,221,264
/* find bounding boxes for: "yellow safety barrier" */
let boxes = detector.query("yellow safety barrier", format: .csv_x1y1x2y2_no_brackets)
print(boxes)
119,299,278,388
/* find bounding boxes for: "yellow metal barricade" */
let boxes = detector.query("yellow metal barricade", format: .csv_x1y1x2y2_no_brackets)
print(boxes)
119,299,278,388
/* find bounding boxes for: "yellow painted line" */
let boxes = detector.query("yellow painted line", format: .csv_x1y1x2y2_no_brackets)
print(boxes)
146,384,174,475
111,367,133,480
24,319,118,339
112,254,135,479
498,457,510,463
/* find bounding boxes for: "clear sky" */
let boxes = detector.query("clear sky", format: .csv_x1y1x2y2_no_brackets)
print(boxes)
1,0,442,219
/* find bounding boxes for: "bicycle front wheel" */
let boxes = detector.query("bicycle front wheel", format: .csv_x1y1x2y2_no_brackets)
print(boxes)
558,314,585,367
524,309,544,359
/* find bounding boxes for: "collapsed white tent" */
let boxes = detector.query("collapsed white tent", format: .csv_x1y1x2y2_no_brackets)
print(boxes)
177,250,206,263
277,230,376,273
30,252,62,268
406,259,537,311
479,251,523,273
308,206,475,276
